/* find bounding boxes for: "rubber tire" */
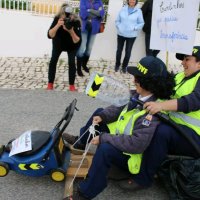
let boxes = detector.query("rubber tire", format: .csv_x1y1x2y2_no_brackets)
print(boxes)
0,162,9,177
50,168,65,182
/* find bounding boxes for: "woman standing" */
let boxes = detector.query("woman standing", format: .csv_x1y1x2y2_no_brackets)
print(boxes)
115,0,144,73
76,0,105,77
47,3,81,91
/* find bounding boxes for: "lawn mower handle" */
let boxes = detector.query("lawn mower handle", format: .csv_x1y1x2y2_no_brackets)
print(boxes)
132,98,200,157
42,99,78,161
60,98,78,131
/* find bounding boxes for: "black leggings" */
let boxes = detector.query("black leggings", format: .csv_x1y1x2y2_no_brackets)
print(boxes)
48,48,77,85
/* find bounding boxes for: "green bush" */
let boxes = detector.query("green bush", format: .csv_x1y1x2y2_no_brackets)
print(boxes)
1,0,28,10
102,0,109,5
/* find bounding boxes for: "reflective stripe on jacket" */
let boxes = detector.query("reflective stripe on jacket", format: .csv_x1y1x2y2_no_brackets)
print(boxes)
107,106,146,174
169,72,200,135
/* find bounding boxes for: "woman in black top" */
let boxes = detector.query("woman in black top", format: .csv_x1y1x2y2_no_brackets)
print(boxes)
47,3,81,91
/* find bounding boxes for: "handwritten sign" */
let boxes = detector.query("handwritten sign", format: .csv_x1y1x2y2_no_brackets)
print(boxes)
9,130,32,157
150,0,200,54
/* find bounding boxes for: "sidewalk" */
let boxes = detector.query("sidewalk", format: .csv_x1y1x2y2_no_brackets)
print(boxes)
0,57,134,92
0,57,181,93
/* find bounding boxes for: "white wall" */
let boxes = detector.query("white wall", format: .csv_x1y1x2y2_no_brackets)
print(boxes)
0,10,52,57
0,0,200,67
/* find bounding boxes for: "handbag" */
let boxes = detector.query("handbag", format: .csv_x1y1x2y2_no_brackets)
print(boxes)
99,22,105,33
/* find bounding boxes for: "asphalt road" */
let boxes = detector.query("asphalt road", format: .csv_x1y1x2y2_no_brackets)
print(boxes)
0,89,169,200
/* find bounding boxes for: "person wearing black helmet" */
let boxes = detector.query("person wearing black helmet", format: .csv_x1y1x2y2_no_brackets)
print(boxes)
63,56,175,199
130,46,200,189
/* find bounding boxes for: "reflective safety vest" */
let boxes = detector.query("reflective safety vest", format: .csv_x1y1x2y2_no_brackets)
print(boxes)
107,105,146,174
169,72,200,135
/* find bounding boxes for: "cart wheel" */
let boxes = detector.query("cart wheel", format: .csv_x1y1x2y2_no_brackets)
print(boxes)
50,169,65,182
0,162,9,177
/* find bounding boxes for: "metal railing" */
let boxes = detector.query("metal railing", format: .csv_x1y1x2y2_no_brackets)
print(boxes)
0,0,108,19
0,0,31,11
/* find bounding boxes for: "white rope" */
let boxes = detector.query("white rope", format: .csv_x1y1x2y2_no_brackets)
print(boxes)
68,124,100,189
71,126,90,148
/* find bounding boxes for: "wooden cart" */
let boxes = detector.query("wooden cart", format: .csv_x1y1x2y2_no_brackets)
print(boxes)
63,153,93,200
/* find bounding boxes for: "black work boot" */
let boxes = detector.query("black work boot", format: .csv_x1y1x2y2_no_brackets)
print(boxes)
114,66,119,72
121,66,127,74
82,56,90,73
65,190,90,200
62,132,86,154
73,191,89,200
77,57,84,77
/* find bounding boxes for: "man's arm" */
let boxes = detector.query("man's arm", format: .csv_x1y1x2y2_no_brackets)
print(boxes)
144,78,200,114
87,9,101,17
177,79,200,112
97,105,125,124
100,114,160,154
144,99,178,115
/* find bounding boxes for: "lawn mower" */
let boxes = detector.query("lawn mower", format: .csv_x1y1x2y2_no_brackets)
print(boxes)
0,99,78,182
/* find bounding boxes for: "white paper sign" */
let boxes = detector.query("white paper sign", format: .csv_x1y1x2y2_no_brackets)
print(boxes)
150,0,200,54
9,130,32,157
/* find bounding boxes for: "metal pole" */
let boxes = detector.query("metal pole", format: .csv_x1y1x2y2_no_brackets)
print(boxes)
166,51,169,69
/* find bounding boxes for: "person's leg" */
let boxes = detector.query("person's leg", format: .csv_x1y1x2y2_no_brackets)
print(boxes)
77,56,84,77
145,33,153,56
81,32,96,73
145,33,160,57
67,50,77,84
115,35,125,72
48,48,61,85
84,33,96,57
78,143,129,199
132,122,200,187
77,32,88,58
152,50,160,57
76,32,88,76
121,37,136,73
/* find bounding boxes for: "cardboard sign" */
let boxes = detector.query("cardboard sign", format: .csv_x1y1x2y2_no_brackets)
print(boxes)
151,0,200,54
9,130,32,157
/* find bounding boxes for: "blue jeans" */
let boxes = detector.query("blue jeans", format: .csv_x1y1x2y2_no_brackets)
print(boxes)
77,31,96,58
115,35,136,70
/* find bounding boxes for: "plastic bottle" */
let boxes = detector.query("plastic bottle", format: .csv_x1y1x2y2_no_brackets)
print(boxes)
85,72,131,106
